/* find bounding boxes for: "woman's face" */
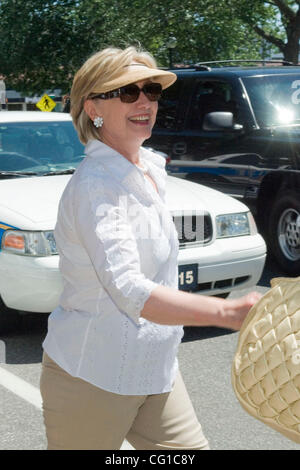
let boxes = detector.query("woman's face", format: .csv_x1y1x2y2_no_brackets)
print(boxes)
85,79,159,155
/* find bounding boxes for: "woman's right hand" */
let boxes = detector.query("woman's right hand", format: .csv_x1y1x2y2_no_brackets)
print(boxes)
220,291,262,331
142,285,263,329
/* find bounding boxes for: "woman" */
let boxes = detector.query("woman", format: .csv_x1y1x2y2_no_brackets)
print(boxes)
40,46,261,450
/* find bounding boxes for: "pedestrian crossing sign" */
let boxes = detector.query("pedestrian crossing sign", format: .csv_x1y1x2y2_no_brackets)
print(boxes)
36,94,56,112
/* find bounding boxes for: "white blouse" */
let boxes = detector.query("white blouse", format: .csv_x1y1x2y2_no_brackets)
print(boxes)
43,139,184,395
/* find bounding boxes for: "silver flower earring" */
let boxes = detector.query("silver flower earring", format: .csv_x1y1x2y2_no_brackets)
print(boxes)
93,116,103,128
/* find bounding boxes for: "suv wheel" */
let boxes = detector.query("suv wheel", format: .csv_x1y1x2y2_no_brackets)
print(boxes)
268,191,300,275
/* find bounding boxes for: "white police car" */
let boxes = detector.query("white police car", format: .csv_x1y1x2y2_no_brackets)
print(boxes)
0,112,266,330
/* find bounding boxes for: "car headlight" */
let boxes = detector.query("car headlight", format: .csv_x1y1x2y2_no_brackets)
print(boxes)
216,212,257,238
2,230,58,256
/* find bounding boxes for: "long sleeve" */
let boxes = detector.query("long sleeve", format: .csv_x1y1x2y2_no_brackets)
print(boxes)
74,175,158,325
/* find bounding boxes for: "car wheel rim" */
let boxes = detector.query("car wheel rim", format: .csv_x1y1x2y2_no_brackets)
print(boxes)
278,208,300,261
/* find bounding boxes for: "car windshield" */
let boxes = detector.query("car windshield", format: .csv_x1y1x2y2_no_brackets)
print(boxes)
242,74,300,127
0,121,85,175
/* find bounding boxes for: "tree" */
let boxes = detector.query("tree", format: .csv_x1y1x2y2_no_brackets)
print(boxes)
2,0,296,95
226,0,300,64
258,0,300,63
78,0,262,66
0,0,95,94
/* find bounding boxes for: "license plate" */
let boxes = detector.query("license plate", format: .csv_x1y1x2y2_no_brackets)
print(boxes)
178,264,198,291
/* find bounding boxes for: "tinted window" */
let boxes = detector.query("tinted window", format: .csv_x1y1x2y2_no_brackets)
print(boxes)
155,79,183,129
242,74,300,127
189,80,238,130
0,121,84,173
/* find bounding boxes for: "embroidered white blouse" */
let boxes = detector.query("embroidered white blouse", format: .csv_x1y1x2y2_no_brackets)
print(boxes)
43,139,184,395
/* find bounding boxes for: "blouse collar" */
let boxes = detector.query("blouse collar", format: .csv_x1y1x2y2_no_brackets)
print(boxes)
84,139,167,202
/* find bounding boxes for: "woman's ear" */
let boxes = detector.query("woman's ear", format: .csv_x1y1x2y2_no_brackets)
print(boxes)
83,99,97,121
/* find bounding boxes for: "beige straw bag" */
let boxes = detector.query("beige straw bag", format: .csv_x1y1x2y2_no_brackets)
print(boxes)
232,277,300,444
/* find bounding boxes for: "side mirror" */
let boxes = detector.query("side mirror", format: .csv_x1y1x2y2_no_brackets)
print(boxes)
202,111,242,131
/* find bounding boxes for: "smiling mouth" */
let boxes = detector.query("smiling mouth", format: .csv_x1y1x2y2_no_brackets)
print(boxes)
129,115,150,122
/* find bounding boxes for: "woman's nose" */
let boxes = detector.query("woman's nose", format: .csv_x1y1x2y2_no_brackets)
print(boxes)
136,90,151,106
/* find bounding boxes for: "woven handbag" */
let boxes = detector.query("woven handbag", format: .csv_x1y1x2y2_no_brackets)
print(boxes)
232,277,300,444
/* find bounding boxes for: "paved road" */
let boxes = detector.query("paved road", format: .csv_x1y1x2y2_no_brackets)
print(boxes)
0,257,298,450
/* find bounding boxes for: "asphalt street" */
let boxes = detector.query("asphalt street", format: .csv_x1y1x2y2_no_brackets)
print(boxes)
0,256,299,451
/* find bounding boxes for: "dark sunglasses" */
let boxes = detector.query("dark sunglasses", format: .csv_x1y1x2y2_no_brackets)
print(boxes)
90,82,162,104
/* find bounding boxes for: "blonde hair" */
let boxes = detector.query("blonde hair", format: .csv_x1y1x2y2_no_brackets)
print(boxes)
70,46,157,144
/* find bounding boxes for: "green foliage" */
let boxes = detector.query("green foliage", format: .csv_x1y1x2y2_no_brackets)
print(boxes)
0,0,299,94
223,0,300,63
0,0,93,94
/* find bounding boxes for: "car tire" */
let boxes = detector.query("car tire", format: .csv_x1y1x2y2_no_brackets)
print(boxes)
0,298,20,334
268,191,300,275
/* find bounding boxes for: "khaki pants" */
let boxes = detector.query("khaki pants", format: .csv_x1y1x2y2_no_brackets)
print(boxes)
40,352,209,450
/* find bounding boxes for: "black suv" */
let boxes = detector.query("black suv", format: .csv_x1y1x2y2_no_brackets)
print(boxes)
146,62,300,275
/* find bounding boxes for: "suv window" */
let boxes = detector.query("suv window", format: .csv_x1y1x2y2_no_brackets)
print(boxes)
155,78,183,129
242,74,300,127
189,80,238,130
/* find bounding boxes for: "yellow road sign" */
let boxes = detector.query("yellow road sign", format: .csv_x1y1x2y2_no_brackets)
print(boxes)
36,94,56,112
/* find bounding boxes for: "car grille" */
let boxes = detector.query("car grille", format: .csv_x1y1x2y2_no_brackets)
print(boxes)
172,211,213,248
